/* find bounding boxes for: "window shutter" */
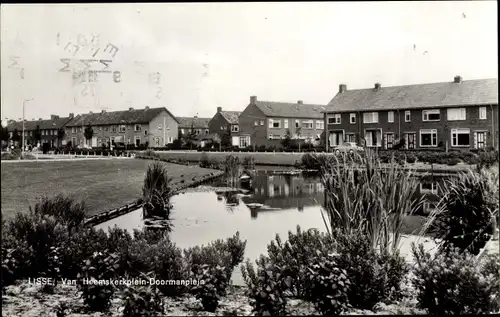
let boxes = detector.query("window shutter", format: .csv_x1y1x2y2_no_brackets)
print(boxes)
473,132,477,149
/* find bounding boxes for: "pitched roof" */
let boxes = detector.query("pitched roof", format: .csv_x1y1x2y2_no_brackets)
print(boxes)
254,101,326,119
6,116,72,132
65,107,179,127
219,111,241,124
177,117,211,128
325,78,498,113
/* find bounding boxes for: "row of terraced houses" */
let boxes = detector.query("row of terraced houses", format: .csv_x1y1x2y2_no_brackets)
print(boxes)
6,76,498,151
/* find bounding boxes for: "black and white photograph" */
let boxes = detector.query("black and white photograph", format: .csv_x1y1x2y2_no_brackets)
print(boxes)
1,1,499,316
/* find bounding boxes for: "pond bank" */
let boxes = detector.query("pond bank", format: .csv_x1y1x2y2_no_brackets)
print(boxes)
2,281,425,316
140,151,476,172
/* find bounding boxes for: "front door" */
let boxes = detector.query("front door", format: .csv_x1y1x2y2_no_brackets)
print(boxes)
406,133,416,149
385,133,394,149
477,132,486,149
154,137,160,147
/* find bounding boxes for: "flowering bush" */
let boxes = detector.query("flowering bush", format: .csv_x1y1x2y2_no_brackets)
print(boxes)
412,243,500,315
122,273,164,317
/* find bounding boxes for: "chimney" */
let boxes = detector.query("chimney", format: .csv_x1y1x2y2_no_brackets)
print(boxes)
69,113,74,119
217,106,222,113
250,96,257,104
145,106,149,110
129,107,134,111
101,110,106,114
454,76,462,83
339,84,347,93
297,100,303,105
51,115,59,120
374,83,381,90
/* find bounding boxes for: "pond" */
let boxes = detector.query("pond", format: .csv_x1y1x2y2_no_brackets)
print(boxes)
96,167,445,285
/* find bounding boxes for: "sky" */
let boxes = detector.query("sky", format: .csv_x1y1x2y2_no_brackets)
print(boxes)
1,1,497,122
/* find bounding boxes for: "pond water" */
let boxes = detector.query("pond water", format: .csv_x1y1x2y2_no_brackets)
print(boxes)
96,168,444,285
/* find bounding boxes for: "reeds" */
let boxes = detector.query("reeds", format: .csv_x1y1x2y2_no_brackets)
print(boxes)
142,162,173,227
320,149,424,254
223,155,241,188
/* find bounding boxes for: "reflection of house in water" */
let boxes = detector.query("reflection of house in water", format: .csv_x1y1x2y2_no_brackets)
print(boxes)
416,176,444,215
241,172,324,212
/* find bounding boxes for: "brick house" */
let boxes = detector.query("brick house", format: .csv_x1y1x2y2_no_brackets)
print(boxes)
323,76,498,151
238,96,326,148
64,106,179,148
177,116,210,146
208,107,241,146
6,114,73,148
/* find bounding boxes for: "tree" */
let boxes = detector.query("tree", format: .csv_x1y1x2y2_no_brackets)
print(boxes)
183,123,198,150
281,129,292,149
12,128,21,143
84,124,94,145
33,125,42,144
0,125,9,143
221,128,231,148
295,127,302,152
57,128,65,148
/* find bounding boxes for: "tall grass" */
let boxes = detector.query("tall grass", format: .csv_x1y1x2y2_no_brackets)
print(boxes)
420,164,499,255
320,149,424,254
31,194,86,233
223,155,241,188
142,162,173,228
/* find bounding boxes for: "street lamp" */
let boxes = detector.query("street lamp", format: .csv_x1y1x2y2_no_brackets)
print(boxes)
22,98,34,158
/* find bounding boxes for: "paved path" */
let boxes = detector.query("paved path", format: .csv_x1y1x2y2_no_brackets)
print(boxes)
1,156,134,163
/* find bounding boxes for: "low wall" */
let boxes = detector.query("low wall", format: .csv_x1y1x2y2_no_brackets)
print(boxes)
85,170,225,226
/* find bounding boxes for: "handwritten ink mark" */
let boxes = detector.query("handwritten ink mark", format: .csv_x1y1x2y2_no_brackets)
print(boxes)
8,56,20,69
156,87,162,99
57,33,60,46
99,60,111,70
59,59,71,72
104,43,119,58
462,12,466,19
20,68,25,79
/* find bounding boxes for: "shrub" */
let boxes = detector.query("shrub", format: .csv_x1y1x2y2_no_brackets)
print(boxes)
331,230,409,309
142,162,173,223
191,264,228,312
122,273,164,317
265,226,334,298
241,257,290,316
78,251,120,312
425,169,498,255
412,244,500,315
1,235,32,289
31,195,86,234
223,155,241,187
199,152,210,168
405,154,417,164
144,149,157,158
446,157,460,165
59,227,109,279
150,237,187,297
6,212,69,278
304,253,351,315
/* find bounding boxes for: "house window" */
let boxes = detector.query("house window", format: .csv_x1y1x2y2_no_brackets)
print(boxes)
104,127,108,131
239,136,250,148
260,120,264,126
405,111,411,122
479,107,487,120
420,182,437,194
144,130,148,136
422,109,440,121
269,119,281,128
364,129,381,147
119,125,126,133
419,129,438,147
99,127,102,131
302,120,313,129
111,137,115,144
97,138,102,146
295,120,300,128
180,129,185,134
350,113,356,124
363,112,379,124
231,125,239,132
284,119,289,129
111,126,117,132
127,138,131,144
388,111,394,123
451,128,470,147
135,136,141,146
205,129,209,134
72,137,76,145
134,124,141,131
254,120,258,126
328,114,341,124
72,127,76,133
447,108,466,121
315,120,324,130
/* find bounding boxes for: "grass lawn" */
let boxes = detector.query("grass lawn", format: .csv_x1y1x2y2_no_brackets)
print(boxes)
1,159,217,220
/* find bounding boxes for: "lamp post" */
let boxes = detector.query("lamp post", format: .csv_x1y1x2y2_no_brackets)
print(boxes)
21,98,34,158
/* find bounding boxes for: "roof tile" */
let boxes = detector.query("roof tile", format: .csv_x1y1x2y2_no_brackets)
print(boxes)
254,101,326,119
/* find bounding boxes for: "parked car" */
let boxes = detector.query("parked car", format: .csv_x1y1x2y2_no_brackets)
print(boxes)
332,142,364,154
113,142,126,150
